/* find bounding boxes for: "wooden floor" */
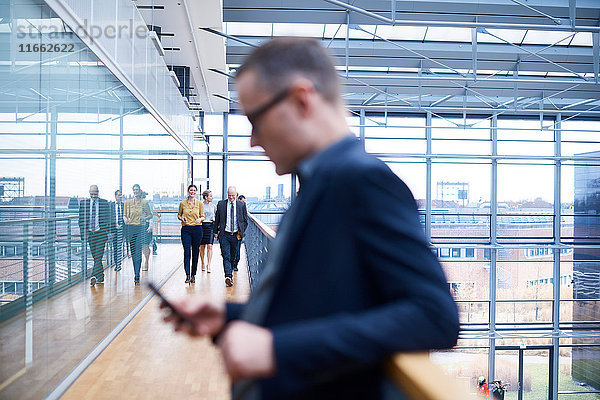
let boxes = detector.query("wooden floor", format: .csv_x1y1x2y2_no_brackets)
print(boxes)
0,242,249,400
62,245,250,400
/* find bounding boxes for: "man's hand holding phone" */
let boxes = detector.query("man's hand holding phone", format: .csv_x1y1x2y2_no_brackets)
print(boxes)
150,282,277,382
148,282,226,337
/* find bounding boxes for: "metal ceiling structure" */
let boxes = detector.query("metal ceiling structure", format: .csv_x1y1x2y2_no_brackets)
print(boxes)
215,0,600,117
134,0,229,113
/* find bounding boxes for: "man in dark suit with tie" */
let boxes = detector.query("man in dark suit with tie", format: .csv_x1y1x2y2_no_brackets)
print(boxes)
164,38,459,399
110,189,125,272
214,186,248,287
78,185,112,286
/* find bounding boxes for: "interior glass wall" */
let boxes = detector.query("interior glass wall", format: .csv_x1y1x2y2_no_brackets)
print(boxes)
0,0,191,398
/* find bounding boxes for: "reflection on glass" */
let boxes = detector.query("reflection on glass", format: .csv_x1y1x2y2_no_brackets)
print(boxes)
431,349,490,396
573,158,600,392
0,0,192,397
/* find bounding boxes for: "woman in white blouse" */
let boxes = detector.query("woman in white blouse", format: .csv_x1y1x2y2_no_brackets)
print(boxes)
199,190,217,273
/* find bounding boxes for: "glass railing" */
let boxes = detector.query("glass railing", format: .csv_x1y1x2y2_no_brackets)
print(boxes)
0,208,203,320
0,214,103,321
0,210,182,399
245,213,275,290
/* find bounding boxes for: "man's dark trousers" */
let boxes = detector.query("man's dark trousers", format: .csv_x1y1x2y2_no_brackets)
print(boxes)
233,238,242,271
112,227,123,270
88,231,107,281
220,232,238,278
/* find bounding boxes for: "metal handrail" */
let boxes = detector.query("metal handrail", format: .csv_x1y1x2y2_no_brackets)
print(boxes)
0,215,76,226
244,210,287,215
248,213,275,239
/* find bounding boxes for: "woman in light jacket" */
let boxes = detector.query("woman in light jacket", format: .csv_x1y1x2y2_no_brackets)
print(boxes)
178,184,204,283
124,184,152,285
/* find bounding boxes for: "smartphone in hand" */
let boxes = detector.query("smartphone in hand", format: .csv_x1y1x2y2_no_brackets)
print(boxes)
147,282,193,326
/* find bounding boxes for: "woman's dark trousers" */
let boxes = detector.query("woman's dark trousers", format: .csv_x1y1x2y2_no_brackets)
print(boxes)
181,225,202,277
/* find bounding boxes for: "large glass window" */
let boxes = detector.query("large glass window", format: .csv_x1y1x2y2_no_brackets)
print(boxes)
432,161,491,243
365,116,426,155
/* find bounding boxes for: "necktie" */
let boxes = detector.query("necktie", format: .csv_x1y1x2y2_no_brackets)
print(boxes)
230,201,234,232
91,200,96,231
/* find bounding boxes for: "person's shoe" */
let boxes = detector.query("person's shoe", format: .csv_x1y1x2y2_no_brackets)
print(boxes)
225,277,233,287
185,275,190,283
90,276,97,286
142,264,148,271
134,279,140,285
201,265,205,271
152,251,158,255
206,269,211,273
190,275,195,283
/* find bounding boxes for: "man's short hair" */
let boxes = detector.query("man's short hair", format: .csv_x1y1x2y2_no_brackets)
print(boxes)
236,37,341,104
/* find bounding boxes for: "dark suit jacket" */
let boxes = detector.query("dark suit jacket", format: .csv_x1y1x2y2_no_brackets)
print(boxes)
78,198,112,237
214,199,248,241
226,137,459,399
109,201,125,233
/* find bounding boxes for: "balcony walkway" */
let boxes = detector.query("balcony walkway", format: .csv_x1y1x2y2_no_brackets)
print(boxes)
0,243,249,400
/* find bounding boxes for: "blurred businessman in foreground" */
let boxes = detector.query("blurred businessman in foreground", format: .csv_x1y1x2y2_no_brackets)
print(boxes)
162,37,459,400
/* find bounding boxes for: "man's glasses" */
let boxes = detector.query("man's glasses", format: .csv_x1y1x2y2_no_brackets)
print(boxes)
245,87,291,137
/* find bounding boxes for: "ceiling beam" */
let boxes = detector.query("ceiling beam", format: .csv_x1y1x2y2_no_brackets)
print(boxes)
223,0,600,32
225,37,596,74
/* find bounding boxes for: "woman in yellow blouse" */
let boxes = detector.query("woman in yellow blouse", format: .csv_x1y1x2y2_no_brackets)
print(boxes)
178,184,205,283
124,183,152,285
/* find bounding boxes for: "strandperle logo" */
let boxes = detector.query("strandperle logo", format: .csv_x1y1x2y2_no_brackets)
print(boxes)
16,19,150,40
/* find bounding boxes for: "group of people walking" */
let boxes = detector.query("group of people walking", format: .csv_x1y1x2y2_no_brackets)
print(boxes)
79,182,248,289
178,185,248,287
78,183,158,286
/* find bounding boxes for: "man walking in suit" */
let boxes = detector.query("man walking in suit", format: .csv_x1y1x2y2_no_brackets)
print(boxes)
110,189,125,271
163,38,459,399
214,186,248,287
78,185,112,286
